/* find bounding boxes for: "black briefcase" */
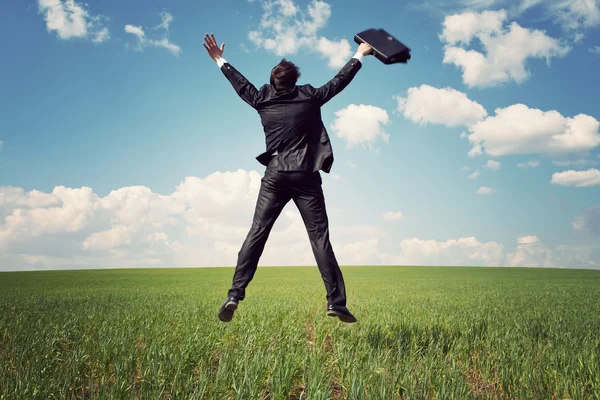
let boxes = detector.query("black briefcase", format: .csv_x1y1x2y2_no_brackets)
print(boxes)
354,28,411,64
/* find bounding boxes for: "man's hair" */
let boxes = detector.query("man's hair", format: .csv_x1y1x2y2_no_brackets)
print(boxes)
270,59,300,90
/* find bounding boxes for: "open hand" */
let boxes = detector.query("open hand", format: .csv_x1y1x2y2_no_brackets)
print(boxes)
203,33,225,61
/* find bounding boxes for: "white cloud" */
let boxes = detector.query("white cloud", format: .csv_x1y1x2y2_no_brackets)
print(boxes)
468,104,600,157
517,235,540,245
2,169,598,271
248,0,352,69
125,25,144,38
418,0,600,42
484,160,501,170
0,171,260,270
477,186,495,195
38,0,109,42
380,236,506,267
506,235,553,267
0,141,3,152
591,46,600,54
0,171,398,270
0,178,596,270
335,238,381,265
517,160,540,168
330,104,390,150
440,9,570,87
278,0,298,16
83,225,133,250
391,86,598,163
551,168,600,187
440,9,506,45
345,161,357,169
395,85,487,127
0,186,99,240
572,206,600,235
382,211,403,221
316,36,353,69
125,13,181,56
378,234,594,268
469,170,480,179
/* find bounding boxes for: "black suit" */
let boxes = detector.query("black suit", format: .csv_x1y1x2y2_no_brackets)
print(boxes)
219,57,362,307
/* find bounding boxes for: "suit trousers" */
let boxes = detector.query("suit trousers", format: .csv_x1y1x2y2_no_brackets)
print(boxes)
228,163,347,306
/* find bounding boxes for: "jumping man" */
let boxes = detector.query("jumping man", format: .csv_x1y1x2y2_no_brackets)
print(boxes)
203,33,373,324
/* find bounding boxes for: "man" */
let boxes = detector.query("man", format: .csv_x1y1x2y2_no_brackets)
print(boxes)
202,33,372,324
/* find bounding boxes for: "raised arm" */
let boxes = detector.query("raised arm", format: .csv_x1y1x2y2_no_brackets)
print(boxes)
203,33,260,108
310,42,373,106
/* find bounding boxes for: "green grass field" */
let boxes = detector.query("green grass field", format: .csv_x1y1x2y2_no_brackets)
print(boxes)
1,266,599,399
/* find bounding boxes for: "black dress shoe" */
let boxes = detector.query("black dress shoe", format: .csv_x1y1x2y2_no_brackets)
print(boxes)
326,304,357,323
218,296,239,322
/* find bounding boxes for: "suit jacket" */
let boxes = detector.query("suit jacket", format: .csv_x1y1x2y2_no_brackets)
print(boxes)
220,58,362,173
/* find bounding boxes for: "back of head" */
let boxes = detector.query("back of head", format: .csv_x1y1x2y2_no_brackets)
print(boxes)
270,59,300,90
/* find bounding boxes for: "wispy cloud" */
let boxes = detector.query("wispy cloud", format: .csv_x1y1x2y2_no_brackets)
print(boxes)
517,160,540,168
408,0,504,17
93,27,110,43
572,206,600,235
552,159,597,167
546,0,600,34
125,12,181,56
155,11,173,32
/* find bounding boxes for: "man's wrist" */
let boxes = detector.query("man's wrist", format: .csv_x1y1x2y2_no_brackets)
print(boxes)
216,56,227,68
352,51,364,62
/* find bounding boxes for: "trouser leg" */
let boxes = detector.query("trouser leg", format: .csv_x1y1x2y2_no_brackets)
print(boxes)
292,172,346,306
228,169,290,300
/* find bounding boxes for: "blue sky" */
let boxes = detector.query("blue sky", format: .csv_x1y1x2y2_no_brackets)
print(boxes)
0,0,599,271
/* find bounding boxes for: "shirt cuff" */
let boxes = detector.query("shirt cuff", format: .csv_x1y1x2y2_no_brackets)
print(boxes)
352,51,364,62
216,57,227,68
